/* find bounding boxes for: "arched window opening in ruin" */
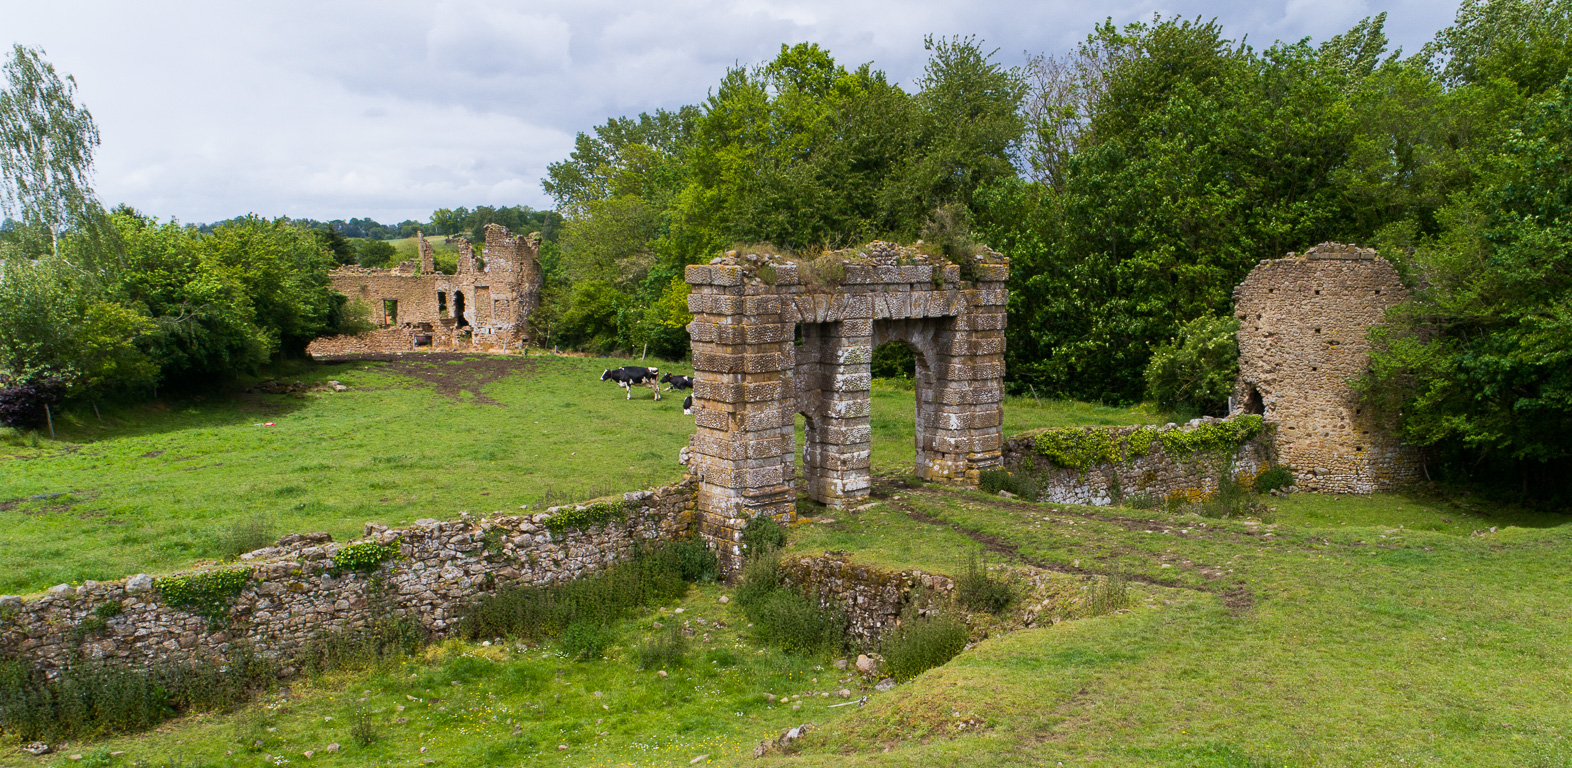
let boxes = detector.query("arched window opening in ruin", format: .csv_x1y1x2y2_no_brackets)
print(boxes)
1241,385,1265,415
453,291,468,327
382,299,398,326
437,291,447,317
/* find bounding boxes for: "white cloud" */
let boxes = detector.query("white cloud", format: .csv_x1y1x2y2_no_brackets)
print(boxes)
0,0,1458,223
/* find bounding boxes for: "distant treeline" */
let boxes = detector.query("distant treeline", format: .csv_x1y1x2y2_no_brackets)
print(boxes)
196,205,563,243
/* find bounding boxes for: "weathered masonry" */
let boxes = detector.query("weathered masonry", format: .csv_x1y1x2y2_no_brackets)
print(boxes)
307,224,542,356
684,243,1008,563
1231,242,1418,493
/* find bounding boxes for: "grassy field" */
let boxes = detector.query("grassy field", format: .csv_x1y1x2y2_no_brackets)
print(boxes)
7,358,1566,767
0,356,1156,596
383,236,463,273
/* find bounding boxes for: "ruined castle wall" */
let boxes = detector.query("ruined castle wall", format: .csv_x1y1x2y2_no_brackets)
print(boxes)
1000,417,1273,506
1232,243,1418,493
0,479,697,676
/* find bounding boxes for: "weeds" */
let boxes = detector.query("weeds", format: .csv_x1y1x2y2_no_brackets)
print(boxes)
350,707,380,747
955,551,1013,614
741,514,787,561
560,621,618,660
1125,492,1160,510
458,539,714,643
881,612,969,681
1255,465,1295,493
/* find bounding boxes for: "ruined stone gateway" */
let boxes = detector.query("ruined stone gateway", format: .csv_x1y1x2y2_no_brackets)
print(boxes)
1231,242,1419,493
307,224,542,355
684,242,1008,563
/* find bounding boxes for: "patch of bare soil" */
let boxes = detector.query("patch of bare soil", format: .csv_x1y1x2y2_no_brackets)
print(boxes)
324,353,539,405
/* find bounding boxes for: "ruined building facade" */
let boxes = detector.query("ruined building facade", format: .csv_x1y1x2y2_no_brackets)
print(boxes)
1232,242,1419,493
307,224,542,356
684,243,1008,565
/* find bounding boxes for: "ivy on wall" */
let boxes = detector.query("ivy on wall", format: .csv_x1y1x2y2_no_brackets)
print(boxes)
331,541,401,574
1034,416,1264,470
544,500,626,538
155,568,252,627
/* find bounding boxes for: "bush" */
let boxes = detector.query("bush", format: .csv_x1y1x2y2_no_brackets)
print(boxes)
634,623,689,670
955,552,1013,614
1081,575,1131,617
734,554,846,655
1144,314,1240,416
559,621,617,661
741,514,787,560
1255,465,1295,493
881,613,969,682
0,375,67,430
1196,472,1257,520
978,469,1039,500
350,708,380,747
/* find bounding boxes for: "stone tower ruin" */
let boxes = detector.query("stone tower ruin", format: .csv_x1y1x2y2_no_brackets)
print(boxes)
1231,242,1418,493
684,243,1008,564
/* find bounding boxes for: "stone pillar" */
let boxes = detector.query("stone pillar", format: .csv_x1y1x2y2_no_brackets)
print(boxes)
918,267,1008,484
804,321,873,506
417,232,435,274
685,264,797,569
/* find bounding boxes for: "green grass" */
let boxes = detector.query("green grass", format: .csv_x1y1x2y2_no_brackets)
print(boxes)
0,360,1124,596
384,235,465,273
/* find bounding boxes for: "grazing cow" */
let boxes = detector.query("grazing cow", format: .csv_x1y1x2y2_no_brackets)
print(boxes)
660,373,694,391
682,394,693,415
600,366,662,400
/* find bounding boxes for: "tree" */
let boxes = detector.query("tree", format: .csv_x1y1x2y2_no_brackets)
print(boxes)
0,45,101,257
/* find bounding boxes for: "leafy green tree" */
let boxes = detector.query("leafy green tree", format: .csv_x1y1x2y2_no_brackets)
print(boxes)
316,226,356,265
1362,75,1572,495
0,45,100,257
356,238,397,268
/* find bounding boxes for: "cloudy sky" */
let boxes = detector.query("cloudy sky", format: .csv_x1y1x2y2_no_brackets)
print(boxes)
3,0,1458,225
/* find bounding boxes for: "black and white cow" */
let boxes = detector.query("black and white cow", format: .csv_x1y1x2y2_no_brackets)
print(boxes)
600,366,661,400
660,373,694,391
682,394,693,415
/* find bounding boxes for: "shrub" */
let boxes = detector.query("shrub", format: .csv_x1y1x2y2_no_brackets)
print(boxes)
1143,314,1240,415
1255,465,1295,493
221,515,274,559
154,567,252,627
331,541,400,574
978,469,1039,500
1081,574,1131,617
955,552,1013,614
0,375,67,430
560,621,617,661
735,554,846,655
881,613,969,682
741,514,787,560
1125,493,1160,510
1197,472,1257,520
634,623,689,670
350,708,380,747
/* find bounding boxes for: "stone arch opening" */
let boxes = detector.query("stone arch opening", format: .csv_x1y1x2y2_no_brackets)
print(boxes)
684,244,1008,568
1241,384,1265,415
453,290,469,328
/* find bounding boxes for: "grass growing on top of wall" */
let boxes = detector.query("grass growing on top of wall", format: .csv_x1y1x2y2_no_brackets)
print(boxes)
0,358,1147,596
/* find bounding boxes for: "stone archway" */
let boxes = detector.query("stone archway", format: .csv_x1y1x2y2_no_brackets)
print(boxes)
684,243,1008,567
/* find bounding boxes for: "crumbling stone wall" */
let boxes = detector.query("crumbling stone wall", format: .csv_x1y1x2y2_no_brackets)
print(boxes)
685,243,1007,567
308,225,543,357
1000,417,1273,506
1231,242,1418,493
780,554,954,647
0,479,696,676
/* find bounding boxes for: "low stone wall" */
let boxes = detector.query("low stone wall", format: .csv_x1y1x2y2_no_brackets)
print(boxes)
306,325,459,356
0,479,697,676
1001,416,1274,506
780,554,954,647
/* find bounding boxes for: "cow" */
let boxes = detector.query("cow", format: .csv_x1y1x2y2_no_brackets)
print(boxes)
600,366,661,400
682,394,693,415
660,373,694,391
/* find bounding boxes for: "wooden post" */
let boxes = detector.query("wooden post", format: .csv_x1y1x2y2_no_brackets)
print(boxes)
92,401,102,422
44,404,54,440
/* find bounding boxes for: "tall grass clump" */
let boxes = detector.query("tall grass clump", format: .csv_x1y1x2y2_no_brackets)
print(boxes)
221,515,275,558
978,469,1039,500
734,554,847,656
1081,574,1131,617
955,551,1013,614
559,621,618,660
458,539,715,644
634,623,689,669
881,612,969,681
